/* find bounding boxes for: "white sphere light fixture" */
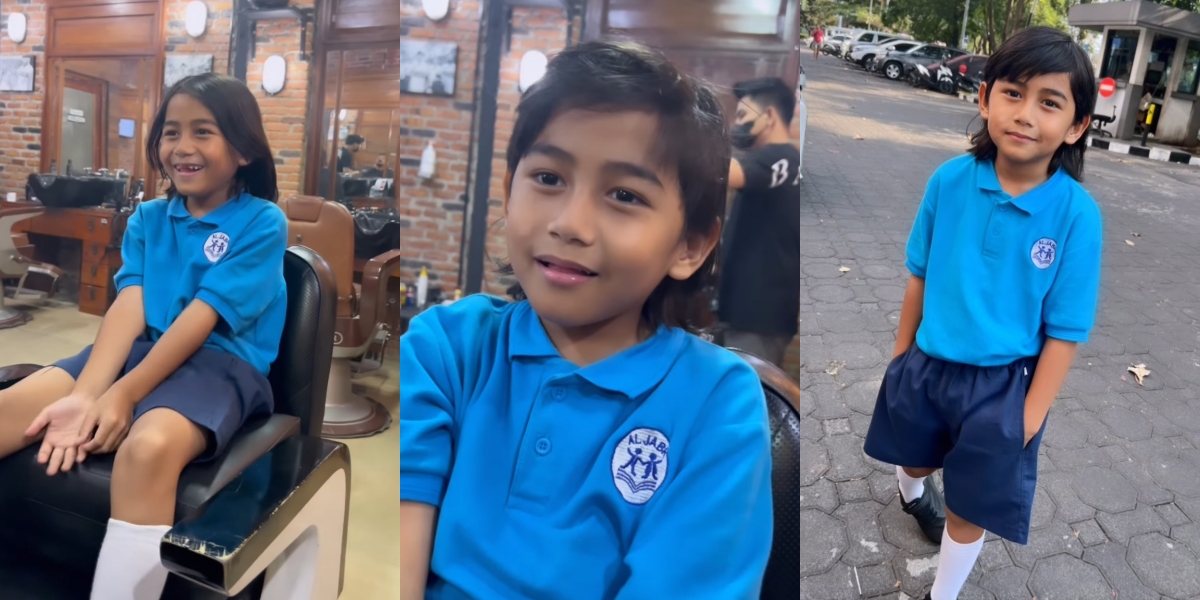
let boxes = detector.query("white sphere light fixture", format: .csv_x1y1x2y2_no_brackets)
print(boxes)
262,55,287,95
8,13,27,44
423,0,449,20
518,50,548,93
184,1,208,38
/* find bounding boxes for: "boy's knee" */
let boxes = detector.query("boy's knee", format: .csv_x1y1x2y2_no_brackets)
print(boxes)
114,429,176,476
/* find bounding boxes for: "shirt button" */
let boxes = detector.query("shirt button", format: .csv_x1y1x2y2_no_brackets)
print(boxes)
535,437,552,455
992,229,1000,236
552,388,565,400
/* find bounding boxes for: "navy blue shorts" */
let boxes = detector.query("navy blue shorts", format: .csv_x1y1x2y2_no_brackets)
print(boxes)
863,345,1045,544
51,339,273,462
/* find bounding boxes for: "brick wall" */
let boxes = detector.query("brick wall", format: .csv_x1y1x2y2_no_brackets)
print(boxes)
242,6,313,199
0,0,312,200
397,0,481,295
0,4,48,194
480,7,569,295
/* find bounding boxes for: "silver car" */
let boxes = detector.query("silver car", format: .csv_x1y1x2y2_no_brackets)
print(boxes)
851,39,923,70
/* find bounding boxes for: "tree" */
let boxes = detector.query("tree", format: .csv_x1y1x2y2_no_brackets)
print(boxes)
800,0,840,28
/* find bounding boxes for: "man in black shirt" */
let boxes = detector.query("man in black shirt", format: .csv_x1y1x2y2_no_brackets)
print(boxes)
338,134,365,175
718,77,801,368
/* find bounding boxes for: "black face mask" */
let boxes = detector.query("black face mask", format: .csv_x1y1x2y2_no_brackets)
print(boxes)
730,116,762,150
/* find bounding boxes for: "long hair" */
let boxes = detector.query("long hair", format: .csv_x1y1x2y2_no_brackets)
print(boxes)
146,73,278,202
969,27,1096,181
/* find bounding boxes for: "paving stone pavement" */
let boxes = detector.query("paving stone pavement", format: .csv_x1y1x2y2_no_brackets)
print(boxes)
798,54,1200,600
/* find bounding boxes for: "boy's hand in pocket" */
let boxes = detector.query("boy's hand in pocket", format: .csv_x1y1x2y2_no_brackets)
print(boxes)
1024,405,1048,448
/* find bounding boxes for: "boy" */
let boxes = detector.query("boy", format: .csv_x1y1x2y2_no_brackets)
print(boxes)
399,41,774,600
862,27,1102,600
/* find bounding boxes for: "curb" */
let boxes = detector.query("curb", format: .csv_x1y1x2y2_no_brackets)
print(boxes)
958,92,979,104
1088,137,1200,167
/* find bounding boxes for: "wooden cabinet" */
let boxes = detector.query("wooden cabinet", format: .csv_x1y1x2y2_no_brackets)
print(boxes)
12,205,126,317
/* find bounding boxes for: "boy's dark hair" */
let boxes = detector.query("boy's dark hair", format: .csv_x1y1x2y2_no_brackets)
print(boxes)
733,77,795,126
969,27,1096,181
147,74,278,202
346,134,365,145
499,40,730,333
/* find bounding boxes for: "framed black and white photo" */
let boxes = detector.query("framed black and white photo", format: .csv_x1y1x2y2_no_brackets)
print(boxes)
400,40,458,96
164,54,213,89
0,56,35,92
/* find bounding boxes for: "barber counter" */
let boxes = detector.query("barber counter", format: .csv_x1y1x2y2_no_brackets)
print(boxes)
9,202,126,316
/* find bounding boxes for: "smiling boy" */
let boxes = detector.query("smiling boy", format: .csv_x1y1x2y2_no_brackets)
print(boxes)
862,28,1103,600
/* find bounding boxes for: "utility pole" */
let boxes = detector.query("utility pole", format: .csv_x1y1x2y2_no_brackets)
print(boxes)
959,0,971,49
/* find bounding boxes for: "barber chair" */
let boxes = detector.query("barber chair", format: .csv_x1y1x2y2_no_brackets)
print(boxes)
278,195,401,438
0,246,351,599
728,349,801,600
0,203,63,329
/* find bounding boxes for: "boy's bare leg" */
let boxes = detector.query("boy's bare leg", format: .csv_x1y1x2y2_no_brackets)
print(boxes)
0,367,78,459
929,507,986,600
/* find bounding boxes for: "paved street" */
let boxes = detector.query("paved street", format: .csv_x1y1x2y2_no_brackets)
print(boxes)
798,53,1200,600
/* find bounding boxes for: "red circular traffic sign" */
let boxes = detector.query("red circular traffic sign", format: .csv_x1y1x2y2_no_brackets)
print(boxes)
1099,77,1116,98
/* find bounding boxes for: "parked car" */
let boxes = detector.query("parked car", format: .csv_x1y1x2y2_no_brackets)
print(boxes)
914,53,988,94
822,35,853,55
876,44,969,81
851,39,923,70
841,30,912,59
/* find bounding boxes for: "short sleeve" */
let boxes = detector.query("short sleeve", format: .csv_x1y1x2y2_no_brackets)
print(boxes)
616,361,774,599
194,206,288,334
738,148,796,192
399,310,461,507
114,204,147,291
1043,203,1103,343
905,169,941,278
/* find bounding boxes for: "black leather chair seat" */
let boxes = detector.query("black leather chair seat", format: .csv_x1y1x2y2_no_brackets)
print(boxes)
0,413,299,574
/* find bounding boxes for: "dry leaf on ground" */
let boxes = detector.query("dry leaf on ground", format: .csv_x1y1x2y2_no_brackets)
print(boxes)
1125,240,1136,246
1128,363,1151,385
839,266,851,273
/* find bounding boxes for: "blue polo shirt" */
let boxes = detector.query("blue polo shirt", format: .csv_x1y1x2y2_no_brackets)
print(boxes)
907,155,1103,366
401,295,774,599
113,193,289,374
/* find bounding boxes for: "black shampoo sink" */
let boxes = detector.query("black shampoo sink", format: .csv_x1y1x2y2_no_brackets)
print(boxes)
26,173,127,209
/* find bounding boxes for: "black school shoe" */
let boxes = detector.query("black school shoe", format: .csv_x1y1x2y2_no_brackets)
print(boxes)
900,477,946,544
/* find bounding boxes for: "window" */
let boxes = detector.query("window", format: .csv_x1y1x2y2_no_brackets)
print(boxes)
913,47,940,58
1101,30,1140,81
894,42,918,52
1177,40,1200,96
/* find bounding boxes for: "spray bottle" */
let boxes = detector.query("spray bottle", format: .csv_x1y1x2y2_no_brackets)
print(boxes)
416,267,429,307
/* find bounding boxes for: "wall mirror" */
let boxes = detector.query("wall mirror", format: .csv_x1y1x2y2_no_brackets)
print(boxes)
44,57,156,187
310,45,400,209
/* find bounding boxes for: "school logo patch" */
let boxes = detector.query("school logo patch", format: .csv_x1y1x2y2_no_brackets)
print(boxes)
204,232,231,263
611,428,669,505
1030,238,1056,270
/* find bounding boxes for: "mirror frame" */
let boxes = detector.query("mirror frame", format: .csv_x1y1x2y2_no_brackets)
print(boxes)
40,0,165,197
303,0,400,202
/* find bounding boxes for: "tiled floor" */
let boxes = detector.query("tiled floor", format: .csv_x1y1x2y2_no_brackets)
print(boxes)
0,299,399,598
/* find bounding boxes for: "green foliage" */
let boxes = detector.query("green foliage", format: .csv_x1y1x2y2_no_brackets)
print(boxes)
800,0,841,28
883,0,961,44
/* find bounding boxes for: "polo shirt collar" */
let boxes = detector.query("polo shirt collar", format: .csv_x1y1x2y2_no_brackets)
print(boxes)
507,300,687,399
975,158,1066,215
167,191,249,224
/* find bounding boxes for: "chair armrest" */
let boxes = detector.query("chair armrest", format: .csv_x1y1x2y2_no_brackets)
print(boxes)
0,364,42,390
729,350,801,415
161,435,351,598
357,249,401,339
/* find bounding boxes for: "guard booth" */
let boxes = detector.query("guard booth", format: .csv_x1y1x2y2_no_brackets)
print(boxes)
1070,0,1200,147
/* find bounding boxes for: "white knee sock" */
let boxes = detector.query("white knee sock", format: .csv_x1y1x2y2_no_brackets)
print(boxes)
90,518,172,600
897,465,925,503
930,528,985,600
